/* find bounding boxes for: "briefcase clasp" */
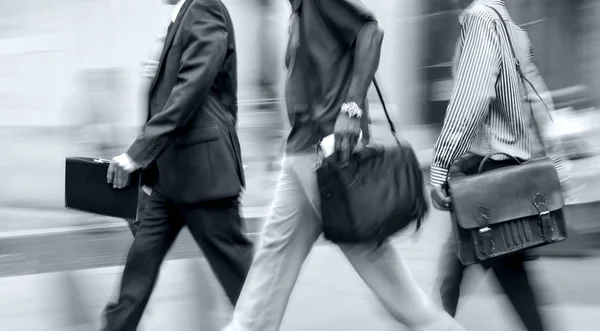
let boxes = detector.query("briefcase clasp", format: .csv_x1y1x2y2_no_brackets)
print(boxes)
93,158,111,164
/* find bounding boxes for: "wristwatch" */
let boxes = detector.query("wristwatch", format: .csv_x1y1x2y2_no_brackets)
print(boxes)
340,102,363,119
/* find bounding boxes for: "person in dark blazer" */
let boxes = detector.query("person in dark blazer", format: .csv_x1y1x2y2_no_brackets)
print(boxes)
101,0,254,329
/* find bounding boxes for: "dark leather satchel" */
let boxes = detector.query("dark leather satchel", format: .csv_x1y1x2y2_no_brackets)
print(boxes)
65,157,139,219
447,154,567,265
317,80,429,245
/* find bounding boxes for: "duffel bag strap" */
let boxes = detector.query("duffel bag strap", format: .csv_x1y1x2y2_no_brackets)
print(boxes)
372,78,400,146
313,0,400,146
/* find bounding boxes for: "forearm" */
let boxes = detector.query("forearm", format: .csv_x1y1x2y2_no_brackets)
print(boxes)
430,107,485,187
429,13,500,187
430,76,495,186
346,22,384,105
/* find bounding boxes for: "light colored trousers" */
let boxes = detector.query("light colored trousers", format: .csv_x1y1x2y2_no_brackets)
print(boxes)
225,152,465,331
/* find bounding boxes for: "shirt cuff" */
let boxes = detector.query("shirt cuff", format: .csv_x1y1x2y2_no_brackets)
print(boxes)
430,165,448,187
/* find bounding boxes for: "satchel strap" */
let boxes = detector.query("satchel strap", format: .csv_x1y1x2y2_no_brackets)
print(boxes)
486,6,552,122
477,152,524,173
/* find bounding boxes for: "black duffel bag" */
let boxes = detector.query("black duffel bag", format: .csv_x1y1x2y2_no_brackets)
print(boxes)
317,79,429,246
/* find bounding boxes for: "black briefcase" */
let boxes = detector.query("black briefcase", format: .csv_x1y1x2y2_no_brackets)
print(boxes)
64,157,139,219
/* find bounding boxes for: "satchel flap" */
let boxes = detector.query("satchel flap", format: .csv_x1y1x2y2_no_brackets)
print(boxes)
448,158,564,229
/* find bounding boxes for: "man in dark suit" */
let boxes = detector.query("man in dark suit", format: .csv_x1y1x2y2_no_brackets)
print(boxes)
102,0,254,329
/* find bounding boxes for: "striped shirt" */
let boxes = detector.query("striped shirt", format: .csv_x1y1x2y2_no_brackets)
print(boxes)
430,0,565,186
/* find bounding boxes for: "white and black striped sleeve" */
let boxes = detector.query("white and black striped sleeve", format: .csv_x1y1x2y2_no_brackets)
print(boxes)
430,13,501,187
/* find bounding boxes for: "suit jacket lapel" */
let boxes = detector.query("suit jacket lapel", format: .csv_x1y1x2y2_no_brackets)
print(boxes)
148,0,194,96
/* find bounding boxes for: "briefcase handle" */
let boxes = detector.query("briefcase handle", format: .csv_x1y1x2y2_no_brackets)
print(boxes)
477,153,524,174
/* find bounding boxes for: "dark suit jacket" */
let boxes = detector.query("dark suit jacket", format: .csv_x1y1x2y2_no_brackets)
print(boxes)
127,0,244,204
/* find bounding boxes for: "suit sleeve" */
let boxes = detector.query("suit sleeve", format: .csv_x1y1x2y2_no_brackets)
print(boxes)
315,0,377,46
127,0,227,168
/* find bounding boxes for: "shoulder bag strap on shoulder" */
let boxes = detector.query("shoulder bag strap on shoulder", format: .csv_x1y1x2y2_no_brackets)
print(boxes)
487,6,552,121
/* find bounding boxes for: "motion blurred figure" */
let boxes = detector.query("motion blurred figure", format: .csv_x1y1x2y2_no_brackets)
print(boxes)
256,0,287,170
429,1,566,330
61,69,127,160
223,1,466,330
100,0,254,329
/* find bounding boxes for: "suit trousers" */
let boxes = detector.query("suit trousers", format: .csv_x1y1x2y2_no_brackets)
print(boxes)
434,154,546,331
101,187,254,331
224,151,465,331
124,189,149,237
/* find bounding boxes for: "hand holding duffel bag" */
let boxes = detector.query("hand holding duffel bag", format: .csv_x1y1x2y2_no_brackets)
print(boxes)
317,79,429,246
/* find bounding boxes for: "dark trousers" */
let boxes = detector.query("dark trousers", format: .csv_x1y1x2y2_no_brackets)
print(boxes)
435,154,546,331
125,189,149,237
102,188,254,331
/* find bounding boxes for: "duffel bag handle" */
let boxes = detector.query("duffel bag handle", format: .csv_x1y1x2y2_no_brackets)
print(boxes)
477,153,523,174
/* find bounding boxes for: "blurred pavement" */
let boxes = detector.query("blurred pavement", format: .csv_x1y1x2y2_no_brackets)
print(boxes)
0,208,598,331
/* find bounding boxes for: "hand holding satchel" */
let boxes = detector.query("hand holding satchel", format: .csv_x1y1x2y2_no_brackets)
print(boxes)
431,186,451,211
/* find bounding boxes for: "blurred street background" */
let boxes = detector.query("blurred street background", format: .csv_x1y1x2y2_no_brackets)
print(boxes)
1,0,600,330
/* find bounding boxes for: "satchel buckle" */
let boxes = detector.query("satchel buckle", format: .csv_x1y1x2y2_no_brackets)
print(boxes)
476,227,495,258
532,193,554,242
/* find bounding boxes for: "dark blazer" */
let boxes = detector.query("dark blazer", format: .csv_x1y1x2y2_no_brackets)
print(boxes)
127,0,244,204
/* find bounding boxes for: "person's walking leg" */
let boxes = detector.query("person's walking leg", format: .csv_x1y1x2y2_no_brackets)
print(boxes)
434,232,467,316
489,253,546,331
340,242,466,331
101,191,183,331
225,155,322,331
182,197,254,306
